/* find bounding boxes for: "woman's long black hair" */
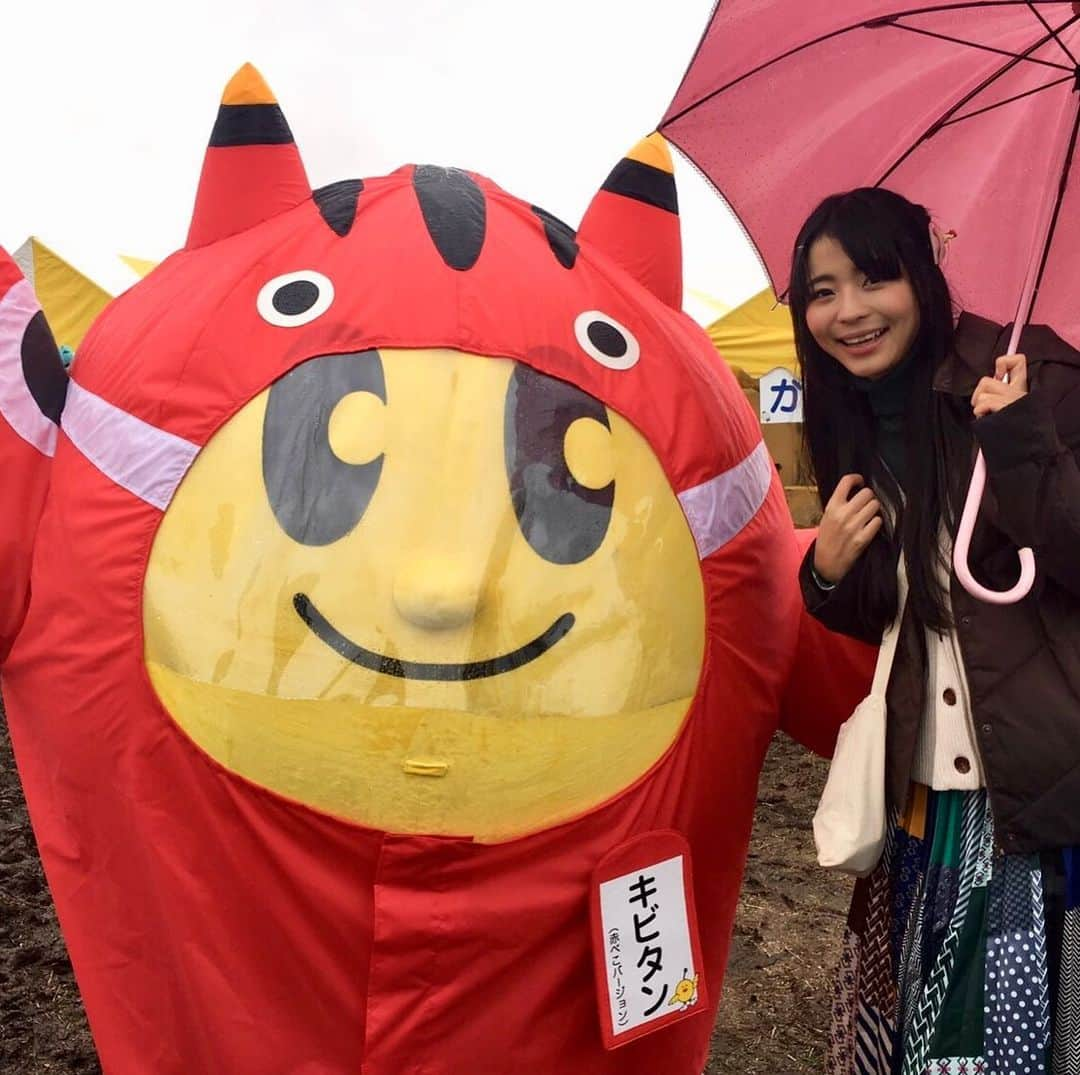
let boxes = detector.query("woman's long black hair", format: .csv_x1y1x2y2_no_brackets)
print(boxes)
789,188,969,633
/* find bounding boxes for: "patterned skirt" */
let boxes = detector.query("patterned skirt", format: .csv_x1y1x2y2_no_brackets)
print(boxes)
828,785,1080,1074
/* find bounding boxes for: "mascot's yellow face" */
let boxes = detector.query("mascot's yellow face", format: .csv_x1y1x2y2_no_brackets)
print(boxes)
144,348,704,841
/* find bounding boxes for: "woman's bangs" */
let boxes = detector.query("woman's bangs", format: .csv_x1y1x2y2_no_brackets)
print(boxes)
827,209,905,284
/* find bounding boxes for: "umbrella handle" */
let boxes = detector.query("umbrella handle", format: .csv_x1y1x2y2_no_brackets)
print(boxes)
952,449,1036,604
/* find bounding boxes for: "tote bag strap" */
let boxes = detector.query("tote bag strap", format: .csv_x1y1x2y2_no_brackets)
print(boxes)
868,557,908,699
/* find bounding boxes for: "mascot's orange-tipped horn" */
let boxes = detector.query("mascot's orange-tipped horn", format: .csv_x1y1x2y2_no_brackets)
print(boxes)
578,133,682,310
185,64,312,250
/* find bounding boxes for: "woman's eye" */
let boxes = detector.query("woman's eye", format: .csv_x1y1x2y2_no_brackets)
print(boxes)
263,350,385,546
504,364,614,565
257,270,335,327
811,288,833,301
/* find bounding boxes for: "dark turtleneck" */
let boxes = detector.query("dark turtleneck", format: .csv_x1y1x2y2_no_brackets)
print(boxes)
851,354,916,489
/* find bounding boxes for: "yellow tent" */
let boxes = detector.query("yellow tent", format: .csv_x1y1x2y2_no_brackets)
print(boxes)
705,287,796,379
13,238,112,351
684,287,730,325
708,288,815,500
119,254,157,278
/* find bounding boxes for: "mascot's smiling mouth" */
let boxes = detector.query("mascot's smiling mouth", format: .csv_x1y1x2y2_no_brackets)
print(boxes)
293,594,575,681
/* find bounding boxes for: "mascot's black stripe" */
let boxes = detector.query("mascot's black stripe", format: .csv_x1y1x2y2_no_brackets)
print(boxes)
601,159,678,215
22,311,68,425
314,179,364,237
209,104,295,148
294,594,574,681
412,165,486,271
530,206,579,269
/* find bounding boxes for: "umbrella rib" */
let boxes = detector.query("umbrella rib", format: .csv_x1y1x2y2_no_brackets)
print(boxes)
1024,101,1080,322
661,2,1071,128
884,21,1072,70
938,72,1074,129
875,15,1077,186
661,23,868,127
1026,1,1080,65
662,0,723,127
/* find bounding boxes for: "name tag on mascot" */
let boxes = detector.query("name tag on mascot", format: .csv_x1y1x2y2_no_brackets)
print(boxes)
591,831,706,1049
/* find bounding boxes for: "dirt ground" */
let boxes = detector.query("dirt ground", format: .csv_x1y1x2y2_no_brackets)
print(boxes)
705,737,848,1074
0,697,847,1074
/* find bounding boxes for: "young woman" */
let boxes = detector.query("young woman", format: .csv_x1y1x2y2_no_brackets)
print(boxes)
790,187,1080,1074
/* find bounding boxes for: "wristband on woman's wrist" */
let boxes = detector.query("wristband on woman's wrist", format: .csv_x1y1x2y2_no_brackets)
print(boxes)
810,563,837,592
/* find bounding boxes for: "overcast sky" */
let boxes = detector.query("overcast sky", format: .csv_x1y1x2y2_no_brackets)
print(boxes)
2,0,765,317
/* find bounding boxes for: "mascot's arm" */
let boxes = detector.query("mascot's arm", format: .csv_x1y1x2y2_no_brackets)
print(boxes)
778,529,876,757
0,248,62,663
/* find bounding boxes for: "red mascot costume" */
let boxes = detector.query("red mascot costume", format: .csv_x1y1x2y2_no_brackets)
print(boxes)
0,66,869,1074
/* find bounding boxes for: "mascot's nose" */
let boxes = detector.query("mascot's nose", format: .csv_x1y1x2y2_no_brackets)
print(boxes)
393,555,483,630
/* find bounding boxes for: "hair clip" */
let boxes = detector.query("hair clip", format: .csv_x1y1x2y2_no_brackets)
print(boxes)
928,221,957,267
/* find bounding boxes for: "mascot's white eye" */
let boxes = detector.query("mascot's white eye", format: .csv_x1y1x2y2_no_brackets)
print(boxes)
573,311,640,370
257,271,335,327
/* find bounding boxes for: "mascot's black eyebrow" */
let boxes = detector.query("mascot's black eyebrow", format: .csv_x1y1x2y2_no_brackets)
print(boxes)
313,172,578,268
314,180,365,237
530,206,579,269
412,165,487,271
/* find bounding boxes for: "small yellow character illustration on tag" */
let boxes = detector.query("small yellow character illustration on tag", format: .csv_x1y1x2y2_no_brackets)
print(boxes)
667,970,699,1011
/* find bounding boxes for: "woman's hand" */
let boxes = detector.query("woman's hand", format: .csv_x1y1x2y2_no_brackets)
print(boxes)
813,474,883,584
972,353,1027,417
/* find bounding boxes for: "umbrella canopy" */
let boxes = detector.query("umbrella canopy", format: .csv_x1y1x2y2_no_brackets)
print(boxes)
661,2,1080,351
660,1,1080,604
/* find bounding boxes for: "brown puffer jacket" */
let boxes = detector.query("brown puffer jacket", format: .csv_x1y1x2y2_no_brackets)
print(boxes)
801,313,1080,854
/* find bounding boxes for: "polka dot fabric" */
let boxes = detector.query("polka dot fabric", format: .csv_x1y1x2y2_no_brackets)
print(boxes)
827,787,1079,1075
984,858,1050,1074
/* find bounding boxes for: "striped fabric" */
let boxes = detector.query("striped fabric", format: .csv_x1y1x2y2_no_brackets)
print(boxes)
677,440,773,559
1054,850,1080,1074
61,381,199,511
828,786,1080,1075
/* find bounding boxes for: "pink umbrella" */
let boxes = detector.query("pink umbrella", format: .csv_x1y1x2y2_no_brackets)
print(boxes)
660,1,1080,604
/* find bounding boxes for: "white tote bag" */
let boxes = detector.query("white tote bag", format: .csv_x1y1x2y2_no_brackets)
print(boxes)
812,568,907,877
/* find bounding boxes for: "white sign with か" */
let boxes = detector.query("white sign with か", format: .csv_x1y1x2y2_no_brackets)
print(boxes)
759,366,803,424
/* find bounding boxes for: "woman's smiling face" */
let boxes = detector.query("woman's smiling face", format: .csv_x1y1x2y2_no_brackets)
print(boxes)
804,235,921,381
